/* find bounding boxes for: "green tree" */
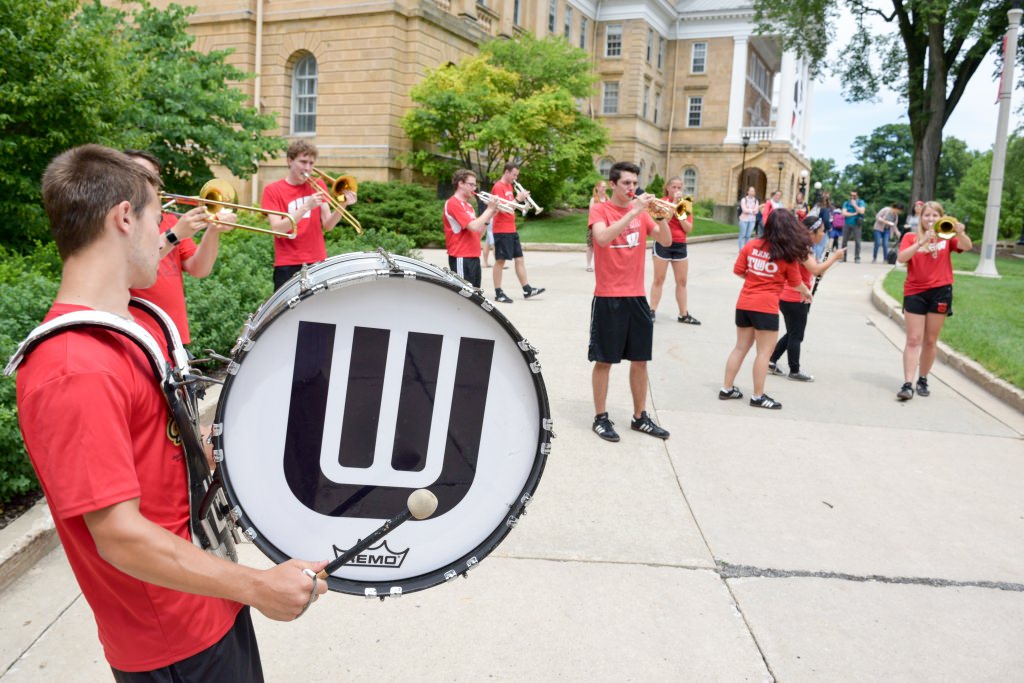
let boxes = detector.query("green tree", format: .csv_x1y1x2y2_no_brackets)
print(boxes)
402,34,609,210
935,136,977,204
809,157,844,197
754,0,1020,203
949,135,1024,239
844,123,914,214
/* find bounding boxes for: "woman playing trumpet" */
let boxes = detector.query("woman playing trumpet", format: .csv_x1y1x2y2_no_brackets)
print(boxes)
894,201,972,401
648,177,699,324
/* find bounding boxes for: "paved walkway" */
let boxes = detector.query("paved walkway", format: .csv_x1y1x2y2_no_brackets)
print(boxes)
3,241,1023,681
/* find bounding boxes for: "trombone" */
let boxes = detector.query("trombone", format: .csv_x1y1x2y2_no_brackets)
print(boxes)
513,180,543,215
304,167,363,234
476,190,531,216
161,179,297,239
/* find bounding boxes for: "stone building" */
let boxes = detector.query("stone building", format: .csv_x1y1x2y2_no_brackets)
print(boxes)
137,0,812,208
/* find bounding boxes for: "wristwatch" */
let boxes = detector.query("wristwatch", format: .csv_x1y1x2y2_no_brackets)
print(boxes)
165,230,180,247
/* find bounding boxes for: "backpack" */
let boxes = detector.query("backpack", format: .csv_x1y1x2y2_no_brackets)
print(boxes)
831,211,845,229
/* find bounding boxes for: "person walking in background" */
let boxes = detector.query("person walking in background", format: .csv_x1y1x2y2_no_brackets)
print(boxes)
719,209,813,410
587,161,673,442
443,169,499,288
872,202,904,263
649,177,700,325
902,199,924,239
841,189,866,263
738,186,759,250
894,200,972,401
768,215,845,381
811,191,834,262
490,162,545,303
587,180,608,272
792,190,808,220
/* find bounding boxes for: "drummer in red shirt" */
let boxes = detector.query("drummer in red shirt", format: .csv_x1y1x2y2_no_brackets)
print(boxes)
443,168,499,288
588,161,673,442
719,209,813,410
894,200,972,400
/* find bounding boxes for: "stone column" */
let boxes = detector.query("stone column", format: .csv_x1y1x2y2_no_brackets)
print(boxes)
724,35,749,143
775,49,795,143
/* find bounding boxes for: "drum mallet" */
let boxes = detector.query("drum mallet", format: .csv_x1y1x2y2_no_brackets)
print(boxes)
317,488,438,579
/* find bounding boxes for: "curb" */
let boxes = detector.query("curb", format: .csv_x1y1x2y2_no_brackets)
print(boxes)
870,276,1024,414
0,497,58,593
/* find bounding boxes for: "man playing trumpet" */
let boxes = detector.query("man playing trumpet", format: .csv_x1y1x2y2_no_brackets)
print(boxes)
490,162,545,303
261,140,356,290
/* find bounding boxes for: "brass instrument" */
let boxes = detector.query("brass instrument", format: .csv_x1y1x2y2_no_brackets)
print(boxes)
933,215,959,240
513,180,543,215
646,194,693,222
304,167,363,234
161,179,297,239
476,190,531,216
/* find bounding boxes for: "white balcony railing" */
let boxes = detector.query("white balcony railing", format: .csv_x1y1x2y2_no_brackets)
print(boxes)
739,126,774,142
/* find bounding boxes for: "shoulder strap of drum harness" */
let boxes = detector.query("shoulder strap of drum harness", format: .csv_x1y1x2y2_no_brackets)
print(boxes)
4,298,239,562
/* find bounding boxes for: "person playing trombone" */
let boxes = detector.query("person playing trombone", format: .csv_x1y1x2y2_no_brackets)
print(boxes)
489,162,545,303
261,140,356,290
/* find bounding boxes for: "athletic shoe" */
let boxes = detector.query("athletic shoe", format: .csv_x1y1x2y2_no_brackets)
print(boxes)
630,411,670,439
523,285,546,299
767,362,785,376
494,290,513,304
897,382,914,401
749,394,782,409
788,371,815,382
677,313,702,325
592,413,620,442
718,386,743,400
916,376,930,397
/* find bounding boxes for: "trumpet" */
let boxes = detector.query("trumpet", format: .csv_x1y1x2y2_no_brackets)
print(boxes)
304,167,363,234
513,180,543,215
476,190,531,216
161,179,297,239
933,215,960,240
646,194,693,222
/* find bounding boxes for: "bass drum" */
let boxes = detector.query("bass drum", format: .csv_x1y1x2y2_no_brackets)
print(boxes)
212,250,551,598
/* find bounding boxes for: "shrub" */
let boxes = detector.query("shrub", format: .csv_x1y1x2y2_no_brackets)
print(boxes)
694,198,715,219
346,181,445,248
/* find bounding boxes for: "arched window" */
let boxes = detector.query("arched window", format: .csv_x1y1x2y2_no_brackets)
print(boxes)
291,53,318,135
597,158,614,178
683,168,697,196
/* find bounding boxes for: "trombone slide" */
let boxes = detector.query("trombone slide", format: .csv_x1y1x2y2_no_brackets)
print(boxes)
160,180,297,239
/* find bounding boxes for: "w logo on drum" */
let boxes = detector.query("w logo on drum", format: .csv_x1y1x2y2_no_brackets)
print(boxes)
283,322,494,520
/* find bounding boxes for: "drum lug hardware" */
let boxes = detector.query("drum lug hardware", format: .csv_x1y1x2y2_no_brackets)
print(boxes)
529,360,542,374
481,299,494,312
466,556,479,571
226,360,240,376
506,515,519,528
364,587,379,599
228,505,242,522
212,448,224,463
542,418,554,433
298,265,313,293
389,587,402,598
540,442,552,456
458,287,472,299
444,569,458,581
521,492,533,508
517,339,538,354
243,527,258,541
211,423,224,437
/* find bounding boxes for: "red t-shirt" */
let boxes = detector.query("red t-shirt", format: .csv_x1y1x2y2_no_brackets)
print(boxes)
443,195,481,258
491,180,517,233
733,238,803,314
15,303,241,672
262,177,328,266
130,213,198,343
900,232,961,295
780,260,813,303
589,202,655,297
663,197,689,243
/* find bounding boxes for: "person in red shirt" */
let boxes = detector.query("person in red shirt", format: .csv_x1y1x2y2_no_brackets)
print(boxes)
444,168,498,288
490,162,545,303
894,200,972,400
13,145,327,680
262,140,356,290
767,215,845,382
588,161,673,442
124,150,234,345
648,176,700,325
719,209,813,409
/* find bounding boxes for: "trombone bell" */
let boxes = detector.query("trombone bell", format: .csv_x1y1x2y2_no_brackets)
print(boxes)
160,179,297,239
306,168,363,234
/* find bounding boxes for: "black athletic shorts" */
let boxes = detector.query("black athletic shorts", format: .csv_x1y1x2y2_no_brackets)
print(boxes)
448,255,482,288
588,296,654,363
653,241,688,261
903,284,953,316
493,232,523,261
735,308,780,331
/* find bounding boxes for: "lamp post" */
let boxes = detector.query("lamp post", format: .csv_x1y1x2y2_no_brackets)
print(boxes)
798,169,808,199
740,134,750,198
813,180,822,206
776,161,784,194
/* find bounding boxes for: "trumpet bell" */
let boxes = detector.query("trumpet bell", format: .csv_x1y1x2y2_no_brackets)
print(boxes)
934,216,958,240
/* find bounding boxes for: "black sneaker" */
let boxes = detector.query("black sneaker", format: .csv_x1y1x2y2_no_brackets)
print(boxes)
718,386,743,400
677,313,701,325
523,285,546,299
494,290,513,304
749,394,782,409
630,411,670,439
916,377,930,397
897,382,914,401
592,413,620,442
767,362,784,376
788,371,814,382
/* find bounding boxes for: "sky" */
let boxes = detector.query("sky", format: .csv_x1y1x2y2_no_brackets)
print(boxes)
807,42,1023,169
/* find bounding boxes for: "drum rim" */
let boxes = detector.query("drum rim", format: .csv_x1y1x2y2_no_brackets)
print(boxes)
213,252,551,597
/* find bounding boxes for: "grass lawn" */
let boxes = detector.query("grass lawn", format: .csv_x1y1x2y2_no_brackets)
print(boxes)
883,251,1024,389
517,211,736,244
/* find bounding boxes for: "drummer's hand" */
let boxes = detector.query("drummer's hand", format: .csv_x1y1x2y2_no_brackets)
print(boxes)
252,559,329,622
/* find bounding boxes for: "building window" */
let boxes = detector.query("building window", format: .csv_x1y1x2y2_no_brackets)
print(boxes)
692,42,707,74
646,29,654,63
602,81,619,114
657,37,665,69
605,25,622,57
598,158,613,177
687,97,703,127
580,16,587,49
654,91,661,124
513,0,521,25
642,84,650,119
748,53,770,96
564,6,572,38
291,53,317,135
683,168,697,196
548,0,556,33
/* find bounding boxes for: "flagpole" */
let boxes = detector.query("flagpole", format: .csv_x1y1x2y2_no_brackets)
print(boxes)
975,4,1023,278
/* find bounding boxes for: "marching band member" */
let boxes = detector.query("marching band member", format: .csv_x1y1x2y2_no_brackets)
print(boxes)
894,200,972,400
13,145,327,681
444,168,499,288
490,162,545,303
648,177,700,325
719,209,813,410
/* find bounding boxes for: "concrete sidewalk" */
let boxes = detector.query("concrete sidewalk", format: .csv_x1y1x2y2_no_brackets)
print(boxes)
3,241,1023,681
